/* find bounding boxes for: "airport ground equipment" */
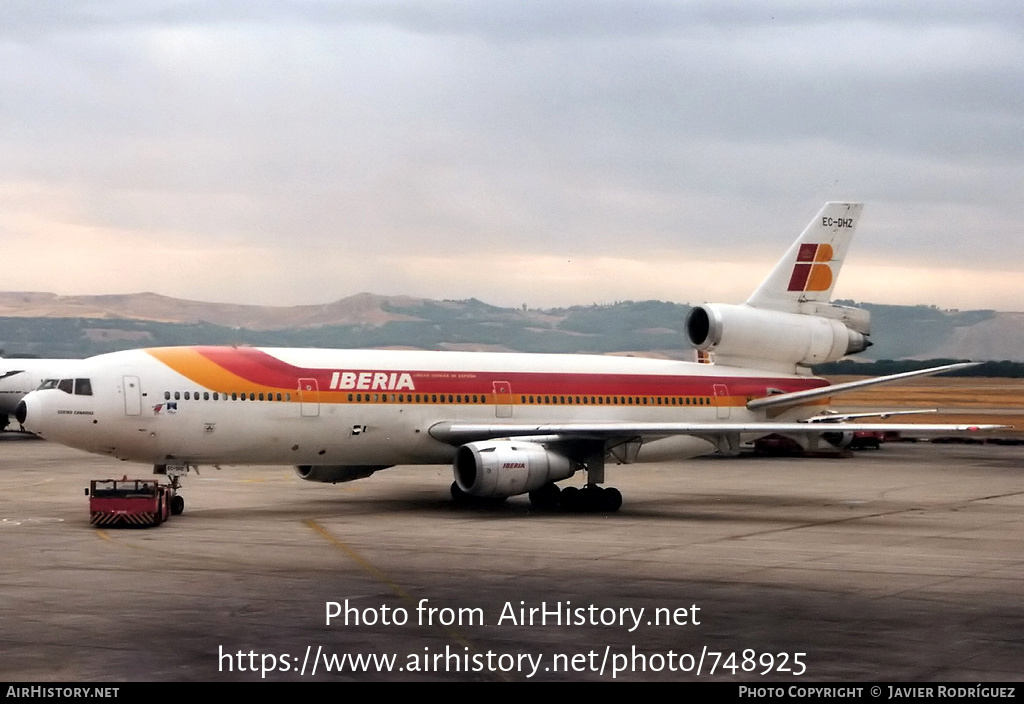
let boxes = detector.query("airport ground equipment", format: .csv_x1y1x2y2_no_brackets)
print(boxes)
86,477,172,527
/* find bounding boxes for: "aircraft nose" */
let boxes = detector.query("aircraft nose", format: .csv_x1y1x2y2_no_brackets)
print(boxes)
15,392,44,435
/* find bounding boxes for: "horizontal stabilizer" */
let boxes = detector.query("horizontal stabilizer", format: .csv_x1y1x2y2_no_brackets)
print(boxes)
746,362,979,412
803,409,938,423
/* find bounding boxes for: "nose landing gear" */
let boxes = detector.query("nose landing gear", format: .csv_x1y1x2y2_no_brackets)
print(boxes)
154,464,192,516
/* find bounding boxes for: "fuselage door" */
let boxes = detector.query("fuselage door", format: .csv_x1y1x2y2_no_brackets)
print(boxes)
713,383,729,419
298,378,320,417
492,380,512,418
123,376,142,416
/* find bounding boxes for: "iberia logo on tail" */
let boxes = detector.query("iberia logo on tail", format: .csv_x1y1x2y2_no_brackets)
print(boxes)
787,243,834,292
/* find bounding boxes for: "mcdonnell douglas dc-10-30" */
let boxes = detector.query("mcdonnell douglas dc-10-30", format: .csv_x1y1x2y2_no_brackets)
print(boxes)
15,203,1004,513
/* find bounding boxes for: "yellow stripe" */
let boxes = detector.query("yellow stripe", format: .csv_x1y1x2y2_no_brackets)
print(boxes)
303,519,499,676
147,347,279,395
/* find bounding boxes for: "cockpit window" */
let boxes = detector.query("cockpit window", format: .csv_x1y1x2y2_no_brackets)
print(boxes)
38,378,92,395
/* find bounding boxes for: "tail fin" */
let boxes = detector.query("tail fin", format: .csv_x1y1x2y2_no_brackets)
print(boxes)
746,202,863,312
686,201,869,372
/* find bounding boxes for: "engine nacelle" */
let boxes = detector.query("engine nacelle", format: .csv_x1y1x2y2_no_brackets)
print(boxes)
453,441,578,498
686,303,869,369
294,465,391,483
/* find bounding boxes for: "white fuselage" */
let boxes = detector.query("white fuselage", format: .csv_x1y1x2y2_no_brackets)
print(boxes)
18,346,827,468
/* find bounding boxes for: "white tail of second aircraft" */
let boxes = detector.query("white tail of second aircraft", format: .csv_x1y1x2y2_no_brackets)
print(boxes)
686,202,871,373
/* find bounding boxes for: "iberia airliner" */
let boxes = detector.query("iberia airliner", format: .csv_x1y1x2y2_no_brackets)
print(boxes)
15,203,1002,513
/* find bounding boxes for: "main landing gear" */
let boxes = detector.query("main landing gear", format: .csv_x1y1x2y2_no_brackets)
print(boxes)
538,448,624,512
529,483,623,513
527,448,624,512
449,481,623,512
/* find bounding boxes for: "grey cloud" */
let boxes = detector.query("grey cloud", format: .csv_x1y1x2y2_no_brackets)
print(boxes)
0,1,1021,307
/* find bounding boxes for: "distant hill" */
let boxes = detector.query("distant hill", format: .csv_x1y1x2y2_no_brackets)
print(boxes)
0,291,426,330
0,291,1021,362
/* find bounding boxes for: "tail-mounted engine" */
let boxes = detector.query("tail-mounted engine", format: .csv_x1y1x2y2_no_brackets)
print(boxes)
453,441,578,498
686,303,870,370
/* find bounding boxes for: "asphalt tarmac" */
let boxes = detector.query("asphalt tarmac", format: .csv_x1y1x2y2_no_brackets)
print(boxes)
1,433,1021,682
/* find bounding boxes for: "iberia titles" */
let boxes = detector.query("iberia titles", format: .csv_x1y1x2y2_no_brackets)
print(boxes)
329,371,416,391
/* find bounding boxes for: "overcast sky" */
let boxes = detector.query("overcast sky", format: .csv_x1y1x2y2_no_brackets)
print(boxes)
2,1,1021,311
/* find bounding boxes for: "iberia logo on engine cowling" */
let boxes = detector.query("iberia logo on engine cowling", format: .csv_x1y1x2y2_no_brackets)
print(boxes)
787,243,834,292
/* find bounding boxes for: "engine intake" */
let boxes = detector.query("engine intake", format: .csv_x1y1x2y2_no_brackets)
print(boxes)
453,441,577,498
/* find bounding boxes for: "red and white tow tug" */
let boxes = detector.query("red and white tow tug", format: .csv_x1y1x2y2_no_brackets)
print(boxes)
86,476,173,527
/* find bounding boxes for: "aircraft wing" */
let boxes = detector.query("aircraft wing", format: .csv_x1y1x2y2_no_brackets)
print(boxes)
429,419,1007,447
